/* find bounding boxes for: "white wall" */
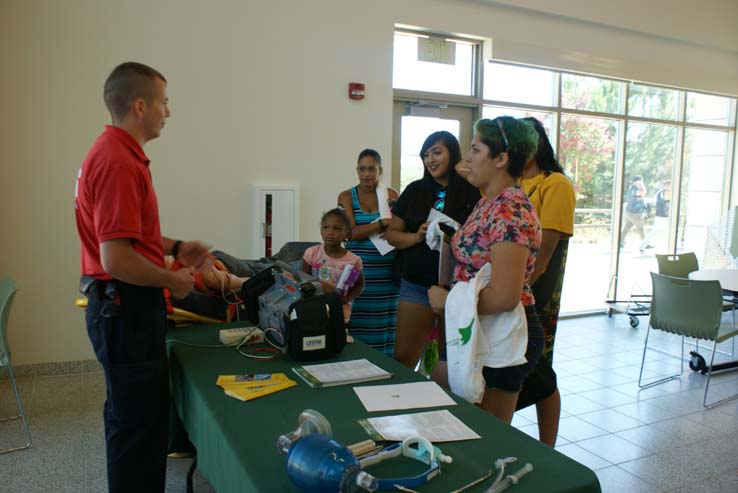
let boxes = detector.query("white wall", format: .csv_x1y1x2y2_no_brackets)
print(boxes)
487,0,738,54
2,0,737,365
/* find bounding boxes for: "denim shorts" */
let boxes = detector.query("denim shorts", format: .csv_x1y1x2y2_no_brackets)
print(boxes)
397,279,431,307
482,305,544,393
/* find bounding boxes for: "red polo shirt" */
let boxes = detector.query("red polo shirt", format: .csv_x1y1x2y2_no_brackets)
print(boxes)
75,125,165,280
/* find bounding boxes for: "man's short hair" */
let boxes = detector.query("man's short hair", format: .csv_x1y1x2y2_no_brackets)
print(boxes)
103,62,166,122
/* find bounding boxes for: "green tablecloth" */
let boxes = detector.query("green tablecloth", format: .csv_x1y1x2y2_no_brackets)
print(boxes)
167,323,601,493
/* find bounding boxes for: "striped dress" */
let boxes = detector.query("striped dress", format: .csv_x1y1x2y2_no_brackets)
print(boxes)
345,186,398,356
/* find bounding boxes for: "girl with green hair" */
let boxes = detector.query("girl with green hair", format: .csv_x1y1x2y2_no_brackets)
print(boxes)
429,116,544,424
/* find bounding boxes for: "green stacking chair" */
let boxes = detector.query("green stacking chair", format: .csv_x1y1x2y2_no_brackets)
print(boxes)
0,278,31,453
656,252,735,350
655,252,698,278
639,272,738,408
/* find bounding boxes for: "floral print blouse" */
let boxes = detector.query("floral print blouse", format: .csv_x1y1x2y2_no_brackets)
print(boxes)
452,185,541,306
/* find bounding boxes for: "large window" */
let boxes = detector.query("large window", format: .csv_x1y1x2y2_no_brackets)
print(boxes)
474,62,736,312
393,31,738,314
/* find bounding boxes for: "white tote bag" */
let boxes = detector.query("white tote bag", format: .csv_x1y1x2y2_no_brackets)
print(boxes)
445,263,528,404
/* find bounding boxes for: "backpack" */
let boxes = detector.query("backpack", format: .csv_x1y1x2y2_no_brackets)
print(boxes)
626,184,645,213
284,286,346,361
655,189,669,217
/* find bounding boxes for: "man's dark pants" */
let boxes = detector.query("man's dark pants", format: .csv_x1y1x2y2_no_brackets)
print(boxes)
85,280,169,492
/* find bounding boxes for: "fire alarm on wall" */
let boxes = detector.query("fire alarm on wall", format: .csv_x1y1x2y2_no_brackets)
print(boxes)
348,82,365,100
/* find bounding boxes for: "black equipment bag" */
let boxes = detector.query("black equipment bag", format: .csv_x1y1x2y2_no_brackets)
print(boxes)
285,286,346,361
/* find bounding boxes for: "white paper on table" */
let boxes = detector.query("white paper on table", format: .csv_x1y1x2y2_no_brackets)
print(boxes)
353,381,456,412
300,359,390,384
358,409,480,442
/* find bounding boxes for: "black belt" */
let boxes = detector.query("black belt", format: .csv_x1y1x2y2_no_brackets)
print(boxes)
79,275,116,301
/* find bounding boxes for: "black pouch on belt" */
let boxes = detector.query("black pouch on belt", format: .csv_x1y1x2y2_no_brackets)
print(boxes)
80,275,121,318
79,275,99,298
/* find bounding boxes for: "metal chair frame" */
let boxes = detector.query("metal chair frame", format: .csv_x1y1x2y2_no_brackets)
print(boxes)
639,272,738,408
0,278,32,454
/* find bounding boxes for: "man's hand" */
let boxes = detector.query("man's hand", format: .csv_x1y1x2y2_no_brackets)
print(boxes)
428,285,448,315
168,267,197,299
178,241,212,269
100,238,200,295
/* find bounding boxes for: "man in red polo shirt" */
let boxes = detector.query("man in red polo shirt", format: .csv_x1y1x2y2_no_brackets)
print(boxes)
75,62,209,492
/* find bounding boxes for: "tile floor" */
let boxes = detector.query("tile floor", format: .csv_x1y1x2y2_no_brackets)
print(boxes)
0,364,214,492
1,313,738,492
514,313,738,492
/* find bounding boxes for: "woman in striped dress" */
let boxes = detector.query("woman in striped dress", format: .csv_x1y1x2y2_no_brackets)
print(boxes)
338,149,399,356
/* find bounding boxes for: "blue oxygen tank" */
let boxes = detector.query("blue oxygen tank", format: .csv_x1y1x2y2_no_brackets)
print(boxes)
277,410,377,493
285,434,377,493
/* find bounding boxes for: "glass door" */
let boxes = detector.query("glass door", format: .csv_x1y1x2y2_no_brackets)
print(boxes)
391,101,475,191
615,123,678,302
558,114,620,313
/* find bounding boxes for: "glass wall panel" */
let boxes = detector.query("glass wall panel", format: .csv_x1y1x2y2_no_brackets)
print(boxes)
628,84,678,120
678,129,729,259
481,106,553,135
483,63,555,106
558,114,619,312
393,32,475,95
562,74,622,114
686,93,732,126
616,123,677,301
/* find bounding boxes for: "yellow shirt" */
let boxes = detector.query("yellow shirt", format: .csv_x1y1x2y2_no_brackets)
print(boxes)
520,172,575,236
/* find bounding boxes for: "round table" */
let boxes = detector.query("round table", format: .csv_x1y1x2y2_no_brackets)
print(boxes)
688,269,738,293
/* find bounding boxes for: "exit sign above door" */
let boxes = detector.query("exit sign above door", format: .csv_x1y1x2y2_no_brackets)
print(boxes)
417,37,456,65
